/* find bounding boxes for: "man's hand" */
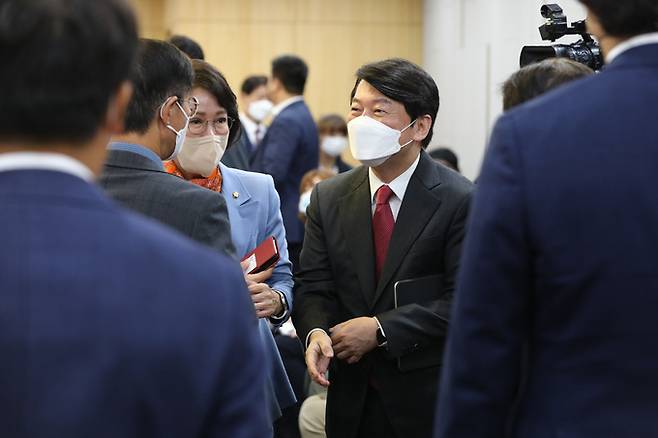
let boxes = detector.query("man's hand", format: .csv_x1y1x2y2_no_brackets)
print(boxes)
330,317,379,364
306,331,333,387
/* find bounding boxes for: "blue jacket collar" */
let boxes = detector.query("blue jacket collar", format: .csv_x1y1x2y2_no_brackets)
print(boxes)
219,163,252,206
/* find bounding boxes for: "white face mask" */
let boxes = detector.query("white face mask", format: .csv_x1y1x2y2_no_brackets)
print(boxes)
347,115,416,168
298,190,312,215
247,99,273,122
175,134,228,177
161,100,190,161
321,135,348,157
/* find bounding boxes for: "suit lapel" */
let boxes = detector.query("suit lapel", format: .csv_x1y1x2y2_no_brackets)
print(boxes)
338,168,377,305
371,152,442,307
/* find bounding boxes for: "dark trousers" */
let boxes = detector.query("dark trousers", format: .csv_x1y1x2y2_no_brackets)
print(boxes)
356,386,397,438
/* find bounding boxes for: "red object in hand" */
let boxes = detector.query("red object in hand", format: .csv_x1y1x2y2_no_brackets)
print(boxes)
241,236,280,274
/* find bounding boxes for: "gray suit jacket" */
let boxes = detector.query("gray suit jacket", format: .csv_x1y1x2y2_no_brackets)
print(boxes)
99,149,236,258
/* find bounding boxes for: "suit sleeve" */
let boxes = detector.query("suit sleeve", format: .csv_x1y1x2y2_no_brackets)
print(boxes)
191,191,237,259
376,190,471,359
252,117,300,187
435,114,532,438
291,184,338,346
262,175,294,324
206,262,270,438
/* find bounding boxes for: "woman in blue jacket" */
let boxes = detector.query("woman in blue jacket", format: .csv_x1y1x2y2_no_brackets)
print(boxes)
165,59,296,432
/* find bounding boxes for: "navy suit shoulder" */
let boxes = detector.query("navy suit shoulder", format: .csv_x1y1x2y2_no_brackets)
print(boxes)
436,44,658,438
0,170,268,438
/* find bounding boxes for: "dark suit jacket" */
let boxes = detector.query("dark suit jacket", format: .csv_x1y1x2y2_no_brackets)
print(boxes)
221,132,252,171
251,100,319,244
293,151,473,438
435,43,658,438
0,169,268,437
99,149,235,258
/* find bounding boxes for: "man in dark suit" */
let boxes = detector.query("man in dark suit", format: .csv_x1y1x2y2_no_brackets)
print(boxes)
435,2,658,437
293,58,473,438
0,1,268,436
251,55,319,270
99,39,235,258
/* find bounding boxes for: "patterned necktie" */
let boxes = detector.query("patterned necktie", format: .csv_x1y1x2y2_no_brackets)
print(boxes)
372,185,395,280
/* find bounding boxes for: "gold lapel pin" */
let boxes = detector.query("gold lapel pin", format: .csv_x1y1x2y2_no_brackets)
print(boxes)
232,191,240,199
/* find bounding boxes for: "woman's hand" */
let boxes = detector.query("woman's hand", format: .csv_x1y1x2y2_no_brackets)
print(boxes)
239,264,281,318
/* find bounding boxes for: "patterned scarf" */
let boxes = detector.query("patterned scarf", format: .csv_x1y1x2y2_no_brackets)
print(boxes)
164,161,223,193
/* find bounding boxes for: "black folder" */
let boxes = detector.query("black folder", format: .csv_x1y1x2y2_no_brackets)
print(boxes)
393,274,446,372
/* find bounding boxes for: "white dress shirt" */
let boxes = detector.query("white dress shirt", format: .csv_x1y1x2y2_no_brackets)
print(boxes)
239,112,267,147
368,153,421,220
271,95,304,117
305,152,422,348
606,32,658,63
0,152,93,181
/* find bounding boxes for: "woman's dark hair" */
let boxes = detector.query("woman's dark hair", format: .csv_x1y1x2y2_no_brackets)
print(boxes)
191,59,242,148
168,35,205,60
0,0,138,143
350,58,439,149
317,114,347,136
502,58,594,111
271,55,308,95
241,75,268,95
580,0,658,37
124,39,194,134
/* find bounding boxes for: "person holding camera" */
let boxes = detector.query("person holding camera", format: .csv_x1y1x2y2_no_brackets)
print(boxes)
435,1,658,437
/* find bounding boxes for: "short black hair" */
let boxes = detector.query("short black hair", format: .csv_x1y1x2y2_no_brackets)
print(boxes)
191,60,242,149
580,0,658,37
124,39,194,134
502,58,593,111
429,148,460,173
241,75,268,95
351,58,439,149
0,0,138,144
168,35,205,60
271,55,308,95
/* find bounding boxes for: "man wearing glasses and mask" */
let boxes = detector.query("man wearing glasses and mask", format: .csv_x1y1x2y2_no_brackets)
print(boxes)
100,39,235,258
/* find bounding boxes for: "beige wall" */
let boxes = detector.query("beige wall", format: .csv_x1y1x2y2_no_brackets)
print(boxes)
130,0,422,123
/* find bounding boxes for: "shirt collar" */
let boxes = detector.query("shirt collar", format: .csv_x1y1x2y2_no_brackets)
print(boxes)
0,151,94,181
368,152,421,204
606,32,658,64
108,142,164,170
271,96,304,117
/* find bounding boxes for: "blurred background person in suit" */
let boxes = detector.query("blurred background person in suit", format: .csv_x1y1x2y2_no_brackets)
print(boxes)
164,59,296,435
435,1,658,437
428,148,460,173
252,54,319,272
0,0,267,436
99,39,235,258
239,75,272,159
317,114,351,174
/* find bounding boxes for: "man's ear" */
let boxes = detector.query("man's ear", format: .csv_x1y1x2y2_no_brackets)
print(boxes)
105,81,133,134
413,114,433,143
159,95,178,127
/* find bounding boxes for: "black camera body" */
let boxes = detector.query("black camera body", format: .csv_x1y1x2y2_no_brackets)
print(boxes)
520,4,603,71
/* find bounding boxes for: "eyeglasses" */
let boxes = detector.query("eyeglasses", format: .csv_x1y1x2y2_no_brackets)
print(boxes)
188,115,235,135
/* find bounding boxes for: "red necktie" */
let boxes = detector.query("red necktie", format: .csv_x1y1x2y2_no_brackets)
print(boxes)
373,185,395,280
